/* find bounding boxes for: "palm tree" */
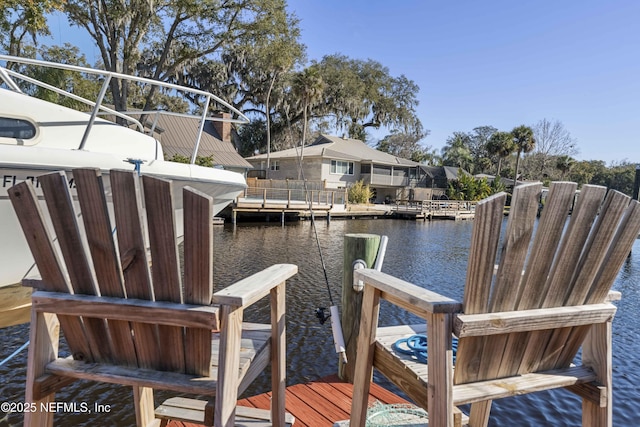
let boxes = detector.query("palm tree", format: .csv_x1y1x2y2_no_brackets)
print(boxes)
292,66,325,173
441,132,473,171
556,155,575,179
511,125,536,185
486,131,515,177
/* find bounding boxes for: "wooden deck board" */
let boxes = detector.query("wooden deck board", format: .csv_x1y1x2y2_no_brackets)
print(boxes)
165,374,408,427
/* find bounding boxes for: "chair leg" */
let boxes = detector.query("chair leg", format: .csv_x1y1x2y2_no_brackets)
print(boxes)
427,313,454,427
133,386,155,427
215,305,244,427
349,285,381,427
271,282,286,427
468,401,492,427
581,321,612,427
24,310,59,427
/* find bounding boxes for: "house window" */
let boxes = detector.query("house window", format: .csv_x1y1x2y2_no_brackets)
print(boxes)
0,117,36,139
270,161,280,171
331,160,354,175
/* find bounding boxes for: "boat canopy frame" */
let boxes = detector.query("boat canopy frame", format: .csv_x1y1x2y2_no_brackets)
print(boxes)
0,54,249,164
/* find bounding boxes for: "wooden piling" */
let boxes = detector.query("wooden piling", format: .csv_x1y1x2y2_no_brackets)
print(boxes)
633,164,639,201
339,233,381,382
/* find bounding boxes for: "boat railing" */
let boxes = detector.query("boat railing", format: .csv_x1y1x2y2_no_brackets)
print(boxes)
1,65,145,132
0,54,249,164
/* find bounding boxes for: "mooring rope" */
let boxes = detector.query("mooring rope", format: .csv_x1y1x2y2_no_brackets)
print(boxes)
392,335,459,364
283,109,335,307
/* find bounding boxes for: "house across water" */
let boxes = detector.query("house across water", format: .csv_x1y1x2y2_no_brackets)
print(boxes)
246,134,468,203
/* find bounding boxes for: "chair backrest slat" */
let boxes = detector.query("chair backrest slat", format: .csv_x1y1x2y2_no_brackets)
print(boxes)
39,170,119,363
110,169,161,369
565,190,630,306
456,184,542,384
142,175,182,302
490,182,578,378
74,169,126,298
513,184,606,374
516,182,577,310
489,182,541,312
75,168,143,365
463,192,506,315
588,200,640,304
110,170,154,300
541,184,607,308
8,180,93,361
183,186,214,375
39,171,97,295
551,196,640,369
142,175,186,372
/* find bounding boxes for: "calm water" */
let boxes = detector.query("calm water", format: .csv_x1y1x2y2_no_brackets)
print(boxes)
1,219,638,426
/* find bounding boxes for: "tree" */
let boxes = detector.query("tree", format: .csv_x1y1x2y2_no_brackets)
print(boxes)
486,131,515,177
527,118,578,178
0,0,64,56
292,65,324,174
211,23,305,175
533,118,578,157
63,0,298,115
511,125,536,184
572,161,636,196
568,160,605,187
556,155,575,180
375,130,432,161
468,126,497,173
23,44,101,110
441,132,473,171
312,54,423,141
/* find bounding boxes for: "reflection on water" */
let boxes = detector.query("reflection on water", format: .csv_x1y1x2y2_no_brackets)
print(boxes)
1,219,638,426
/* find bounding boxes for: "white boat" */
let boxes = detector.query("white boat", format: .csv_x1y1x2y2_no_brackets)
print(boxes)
0,55,248,327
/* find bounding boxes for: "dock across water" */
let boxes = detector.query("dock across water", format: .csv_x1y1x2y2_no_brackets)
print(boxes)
393,199,477,220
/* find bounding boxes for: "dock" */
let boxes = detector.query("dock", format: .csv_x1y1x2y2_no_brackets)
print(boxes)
226,186,399,223
393,200,477,220
227,186,344,223
165,375,408,427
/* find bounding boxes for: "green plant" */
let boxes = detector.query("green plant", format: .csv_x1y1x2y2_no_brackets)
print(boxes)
166,153,215,167
348,180,373,204
446,170,493,201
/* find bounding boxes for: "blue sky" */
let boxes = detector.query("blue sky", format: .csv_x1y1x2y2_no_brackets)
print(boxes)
46,2,638,164
287,0,639,164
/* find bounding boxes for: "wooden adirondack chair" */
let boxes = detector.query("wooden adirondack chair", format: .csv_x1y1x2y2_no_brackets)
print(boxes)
9,168,297,427
349,181,640,427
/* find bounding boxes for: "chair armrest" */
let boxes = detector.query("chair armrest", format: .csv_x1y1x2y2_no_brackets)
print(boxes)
454,303,617,337
212,264,298,308
354,269,462,317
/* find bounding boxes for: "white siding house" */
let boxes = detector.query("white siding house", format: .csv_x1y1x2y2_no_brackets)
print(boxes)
246,134,422,203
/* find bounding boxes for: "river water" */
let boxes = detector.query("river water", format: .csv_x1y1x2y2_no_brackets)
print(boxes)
1,218,638,426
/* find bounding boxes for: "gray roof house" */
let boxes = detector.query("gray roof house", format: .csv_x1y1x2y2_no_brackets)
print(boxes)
150,112,253,175
246,134,422,203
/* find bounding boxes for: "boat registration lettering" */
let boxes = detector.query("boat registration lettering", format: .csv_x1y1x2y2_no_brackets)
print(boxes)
2,174,75,189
